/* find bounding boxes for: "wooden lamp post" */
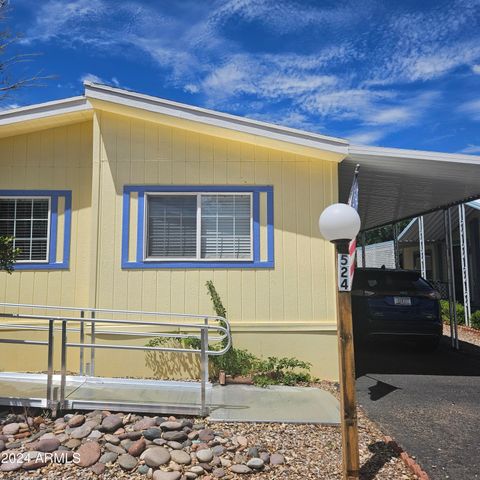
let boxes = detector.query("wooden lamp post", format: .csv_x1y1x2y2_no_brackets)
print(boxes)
319,203,361,480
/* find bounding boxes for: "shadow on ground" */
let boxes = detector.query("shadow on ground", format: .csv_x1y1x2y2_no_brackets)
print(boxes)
355,335,480,379
360,441,400,480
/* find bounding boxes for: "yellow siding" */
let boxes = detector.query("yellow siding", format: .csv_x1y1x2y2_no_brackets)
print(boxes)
0,122,93,308
94,112,338,329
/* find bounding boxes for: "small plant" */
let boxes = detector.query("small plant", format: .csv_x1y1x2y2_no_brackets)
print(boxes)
252,356,313,387
0,236,19,273
440,300,465,325
470,310,480,330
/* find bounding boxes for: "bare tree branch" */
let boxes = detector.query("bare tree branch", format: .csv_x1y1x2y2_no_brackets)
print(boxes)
0,0,53,105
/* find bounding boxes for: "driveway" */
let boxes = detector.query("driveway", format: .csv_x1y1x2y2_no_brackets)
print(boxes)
355,335,480,480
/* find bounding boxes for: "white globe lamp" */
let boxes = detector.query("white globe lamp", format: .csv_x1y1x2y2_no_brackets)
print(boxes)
318,203,361,244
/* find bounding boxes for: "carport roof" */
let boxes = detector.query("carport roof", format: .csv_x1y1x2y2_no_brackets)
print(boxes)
339,145,480,231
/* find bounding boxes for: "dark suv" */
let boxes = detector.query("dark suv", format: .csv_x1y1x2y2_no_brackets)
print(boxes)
351,268,442,350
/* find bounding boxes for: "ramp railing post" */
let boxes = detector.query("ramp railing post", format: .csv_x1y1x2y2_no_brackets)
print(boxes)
79,310,85,375
90,311,96,376
60,320,67,409
46,319,55,410
200,318,209,416
393,223,400,268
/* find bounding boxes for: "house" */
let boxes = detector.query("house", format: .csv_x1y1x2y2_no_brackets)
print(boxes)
1,82,480,381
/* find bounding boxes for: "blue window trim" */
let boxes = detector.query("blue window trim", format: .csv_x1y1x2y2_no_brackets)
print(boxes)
122,185,274,269
0,190,72,271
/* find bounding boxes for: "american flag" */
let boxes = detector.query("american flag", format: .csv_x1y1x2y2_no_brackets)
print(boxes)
347,164,360,285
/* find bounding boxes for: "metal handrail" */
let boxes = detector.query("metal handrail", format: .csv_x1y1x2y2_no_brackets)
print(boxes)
0,302,232,415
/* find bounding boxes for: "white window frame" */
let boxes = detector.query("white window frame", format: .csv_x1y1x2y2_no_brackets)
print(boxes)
144,192,253,262
0,196,51,264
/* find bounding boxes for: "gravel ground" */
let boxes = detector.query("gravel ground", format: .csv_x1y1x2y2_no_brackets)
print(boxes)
443,323,480,346
0,383,416,480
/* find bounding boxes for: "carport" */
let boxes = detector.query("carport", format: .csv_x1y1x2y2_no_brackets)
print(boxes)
339,144,480,347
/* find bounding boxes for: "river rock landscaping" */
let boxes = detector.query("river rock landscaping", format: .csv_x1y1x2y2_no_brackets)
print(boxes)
0,400,416,480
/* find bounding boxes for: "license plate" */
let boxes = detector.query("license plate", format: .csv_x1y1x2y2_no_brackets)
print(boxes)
394,297,412,306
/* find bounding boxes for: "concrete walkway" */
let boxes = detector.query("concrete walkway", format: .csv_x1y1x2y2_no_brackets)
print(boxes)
0,373,340,424
210,384,339,424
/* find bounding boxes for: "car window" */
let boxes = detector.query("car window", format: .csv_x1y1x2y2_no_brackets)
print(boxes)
353,271,432,291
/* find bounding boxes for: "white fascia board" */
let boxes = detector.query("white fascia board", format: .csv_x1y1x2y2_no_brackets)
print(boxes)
0,96,92,126
84,82,349,155
349,144,480,165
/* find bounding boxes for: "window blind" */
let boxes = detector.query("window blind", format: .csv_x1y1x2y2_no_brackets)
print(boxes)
0,198,49,262
147,195,197,258
201,194,251,259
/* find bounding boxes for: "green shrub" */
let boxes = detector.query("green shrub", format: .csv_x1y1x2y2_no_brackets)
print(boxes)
470,310,480,330
146,281,313,387
440,300,465,325
252,356,313,387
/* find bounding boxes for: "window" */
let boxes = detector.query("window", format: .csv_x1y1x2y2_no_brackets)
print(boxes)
145,193,252,261
0,190,72,270
122,185,274,269
0,197,50,262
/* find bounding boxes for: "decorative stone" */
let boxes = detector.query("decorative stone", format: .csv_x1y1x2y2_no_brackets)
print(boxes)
270,453,285,465
36,437,61,452
22,459,47,470
99,451,118,464
153,438,167,446
190,466,204,474
0,459,22,472
236,436,248,447
101,415,123,433
120,431,143,441
160,421,182,431
167,441,183,450
64,438,81,449
213,468,226,478
153,471,182,480
104,434,120,445
67,415,85,428
91,462,106,475
198,429,215,442
212,445,226,456
105,443,126,455
259,452,270,464
128,438,146,457
143,446,171,467
133,417,156,431
247,458,264,470
163,431,187,442
231,464,252,474
118,453,138,470
70,424,93,439
0,440,5,452
138,464,150,474
87,430,103,440
170,449,191,465
121,439,133,450
2,423,20,436
77,441,101,467
197,449,214,463
144,428,162,440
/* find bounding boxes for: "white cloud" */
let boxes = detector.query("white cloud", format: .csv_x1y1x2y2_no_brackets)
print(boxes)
348,129,388,145
80,73,104,84
458,98,480,120
21,0,480,139
460,144,480,154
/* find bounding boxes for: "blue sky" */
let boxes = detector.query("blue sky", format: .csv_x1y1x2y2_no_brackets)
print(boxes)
4,0,480,153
